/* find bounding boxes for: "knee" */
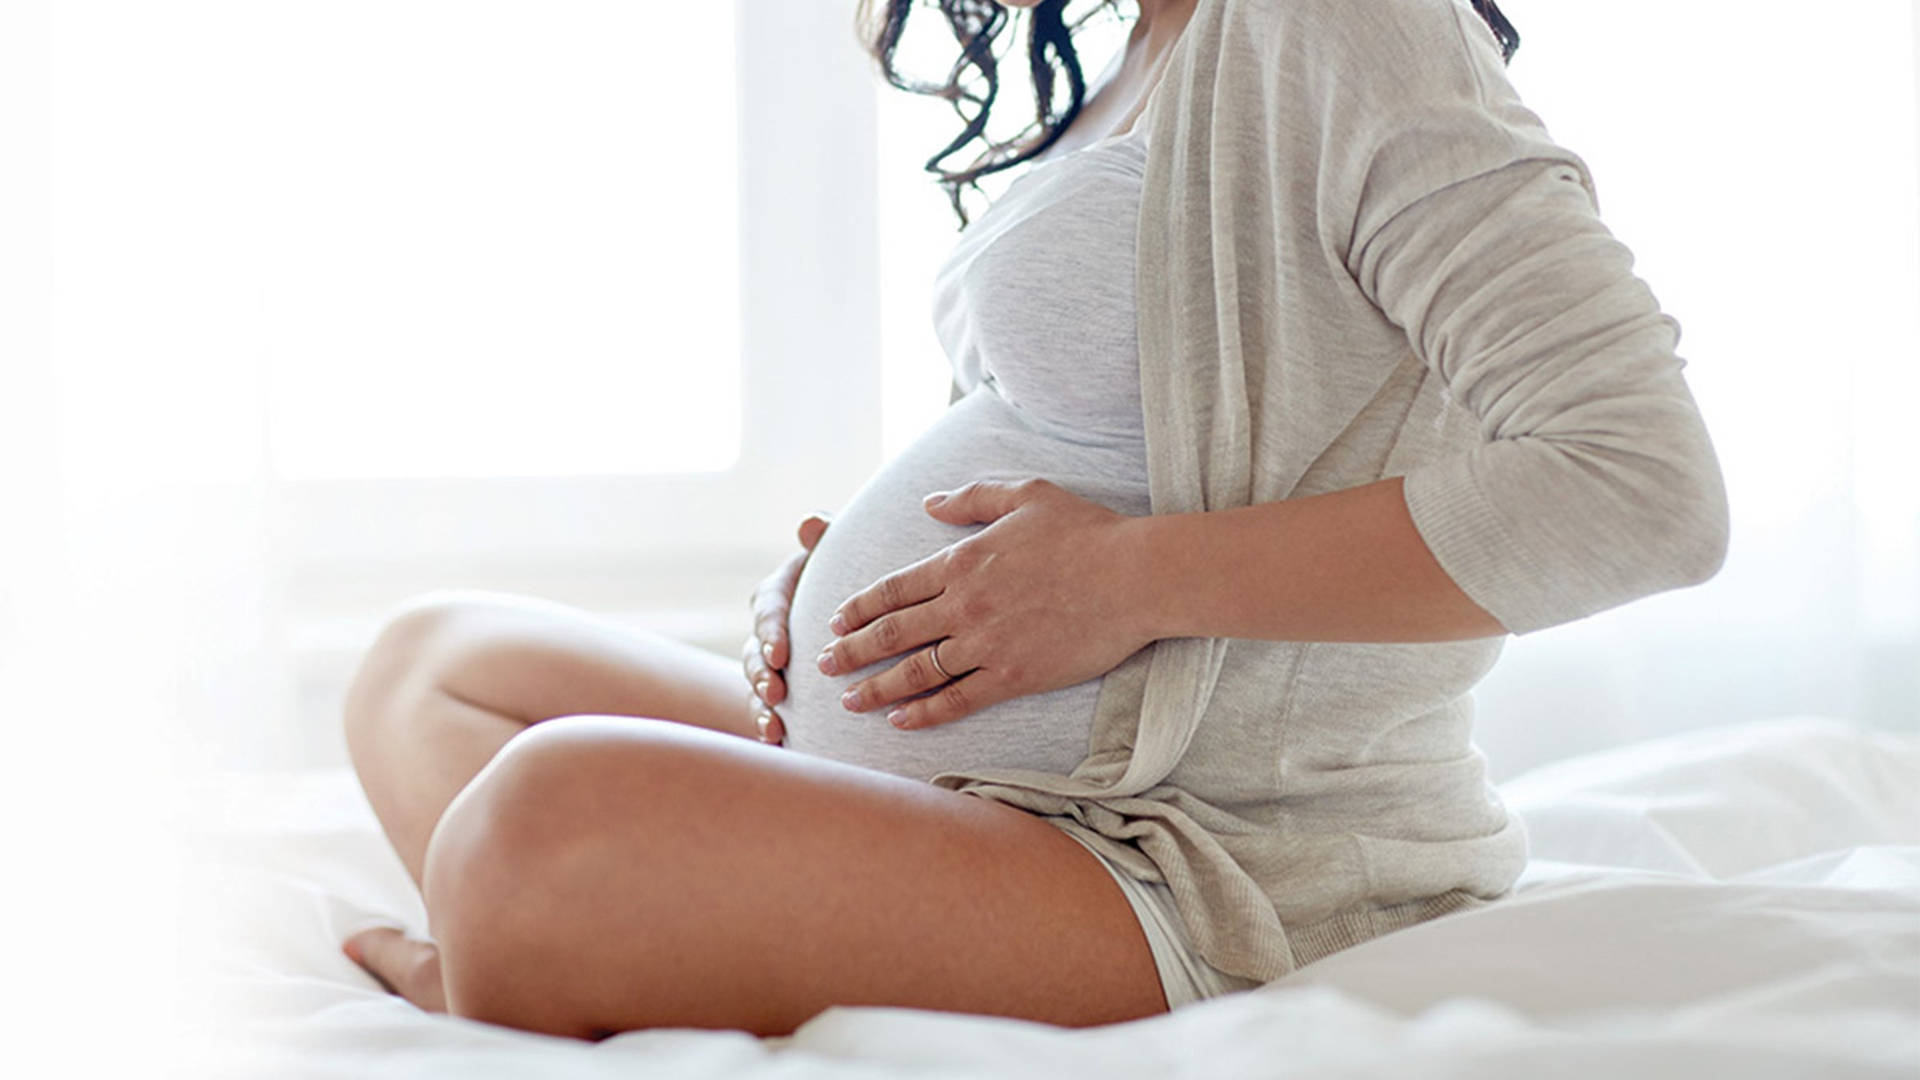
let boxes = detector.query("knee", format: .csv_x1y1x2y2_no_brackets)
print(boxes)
422,724,571,1030
420,720,657,1035
340,590,499,759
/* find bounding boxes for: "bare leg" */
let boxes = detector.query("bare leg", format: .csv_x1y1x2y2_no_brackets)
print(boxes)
343,589,756,889
340,591,1169,1035
339,590,757,1006
423,716,1169,1037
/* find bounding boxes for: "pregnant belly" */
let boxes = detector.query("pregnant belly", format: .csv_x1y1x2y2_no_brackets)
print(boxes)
780,387,1152,784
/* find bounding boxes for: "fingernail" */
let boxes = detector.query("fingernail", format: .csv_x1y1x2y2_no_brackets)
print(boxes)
816,650,838,675
761,640,775,664
754,678,769,699
841,688,862,711
828,613,848,634
923,492,947,507
887,708,908,728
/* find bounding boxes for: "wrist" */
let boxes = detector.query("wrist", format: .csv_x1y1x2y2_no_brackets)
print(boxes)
1108,512,1183,646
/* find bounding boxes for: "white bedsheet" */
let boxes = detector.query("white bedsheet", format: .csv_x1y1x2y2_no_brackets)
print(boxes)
181,716,1920,1078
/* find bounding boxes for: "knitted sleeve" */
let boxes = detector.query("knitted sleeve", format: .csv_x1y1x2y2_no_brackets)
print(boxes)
1326,0,1730,634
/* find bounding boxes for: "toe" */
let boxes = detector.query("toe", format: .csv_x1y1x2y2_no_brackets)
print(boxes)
343,927,405,991
344,927,447,1012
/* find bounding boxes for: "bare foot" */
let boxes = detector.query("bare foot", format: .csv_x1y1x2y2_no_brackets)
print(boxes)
343,927,448,1013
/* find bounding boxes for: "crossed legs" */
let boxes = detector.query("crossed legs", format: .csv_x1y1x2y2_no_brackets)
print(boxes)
340,591,1168,1039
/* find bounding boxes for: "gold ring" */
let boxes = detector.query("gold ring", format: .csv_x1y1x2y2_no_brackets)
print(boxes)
929,641,955,681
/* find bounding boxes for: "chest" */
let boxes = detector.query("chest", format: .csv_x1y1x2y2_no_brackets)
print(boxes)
929,132,1152,443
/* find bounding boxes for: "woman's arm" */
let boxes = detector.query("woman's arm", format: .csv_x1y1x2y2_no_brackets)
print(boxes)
1340,155,1731,638
1123,149,1729,648
1119,474,1508,644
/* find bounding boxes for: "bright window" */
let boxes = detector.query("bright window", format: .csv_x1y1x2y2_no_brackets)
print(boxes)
50,1,740,481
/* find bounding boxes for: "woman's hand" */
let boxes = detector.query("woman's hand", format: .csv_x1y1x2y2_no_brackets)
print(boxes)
742,512,831,745
816,478,1154,731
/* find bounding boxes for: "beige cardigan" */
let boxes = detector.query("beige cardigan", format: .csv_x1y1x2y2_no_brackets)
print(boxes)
930,0,1729,983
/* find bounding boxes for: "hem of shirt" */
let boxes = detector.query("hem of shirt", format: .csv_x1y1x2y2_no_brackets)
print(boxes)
1283,887,1497,972
1043,808,1508,981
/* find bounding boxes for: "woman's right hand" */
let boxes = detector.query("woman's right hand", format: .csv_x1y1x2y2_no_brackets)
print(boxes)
742,512,831,745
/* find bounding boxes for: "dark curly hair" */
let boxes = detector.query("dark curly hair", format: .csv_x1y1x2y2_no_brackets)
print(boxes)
854,0,1521,228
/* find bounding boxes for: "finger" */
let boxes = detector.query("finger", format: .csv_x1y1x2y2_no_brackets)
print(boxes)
797,512,832,551
753,704,786,746
740,639,787,707
921,477,1049,525
839,632,970,716
886,666,1001,731
821,595,949,683
750,546,807,619
752,549,810,669
828,549,951,637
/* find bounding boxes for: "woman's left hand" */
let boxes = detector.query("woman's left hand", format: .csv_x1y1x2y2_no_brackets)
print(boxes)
815,478,1155,730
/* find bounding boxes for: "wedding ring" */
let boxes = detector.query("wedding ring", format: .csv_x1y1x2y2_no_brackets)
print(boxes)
929,641,955,681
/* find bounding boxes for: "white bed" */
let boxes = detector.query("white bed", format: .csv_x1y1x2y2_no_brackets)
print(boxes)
181,716,1919,1078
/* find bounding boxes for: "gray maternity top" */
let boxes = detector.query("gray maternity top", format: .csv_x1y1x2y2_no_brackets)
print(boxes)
781,125,1152,781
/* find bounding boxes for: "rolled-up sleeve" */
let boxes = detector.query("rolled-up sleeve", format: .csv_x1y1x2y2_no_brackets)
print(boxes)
1332,3,1730,636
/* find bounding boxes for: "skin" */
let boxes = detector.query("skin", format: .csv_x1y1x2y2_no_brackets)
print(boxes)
343,0,1202,1039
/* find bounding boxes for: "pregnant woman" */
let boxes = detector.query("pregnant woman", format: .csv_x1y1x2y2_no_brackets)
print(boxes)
340,0,1728,1040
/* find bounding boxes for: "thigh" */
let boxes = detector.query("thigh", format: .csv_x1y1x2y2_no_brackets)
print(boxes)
423,716,1169,1038
390,589,756,738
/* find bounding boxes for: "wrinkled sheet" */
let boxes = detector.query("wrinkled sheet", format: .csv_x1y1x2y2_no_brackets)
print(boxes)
180,716,1920,1078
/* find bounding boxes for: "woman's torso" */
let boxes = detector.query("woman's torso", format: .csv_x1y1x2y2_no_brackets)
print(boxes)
780,126,1153,783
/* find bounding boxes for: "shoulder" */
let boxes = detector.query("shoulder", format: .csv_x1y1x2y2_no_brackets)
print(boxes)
1186,1,1590,261
1219,0,1502,85
1192,0,1522,152
1228,0,1484,40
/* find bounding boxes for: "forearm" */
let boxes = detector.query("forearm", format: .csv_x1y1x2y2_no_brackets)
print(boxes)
1122,475,1508,644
